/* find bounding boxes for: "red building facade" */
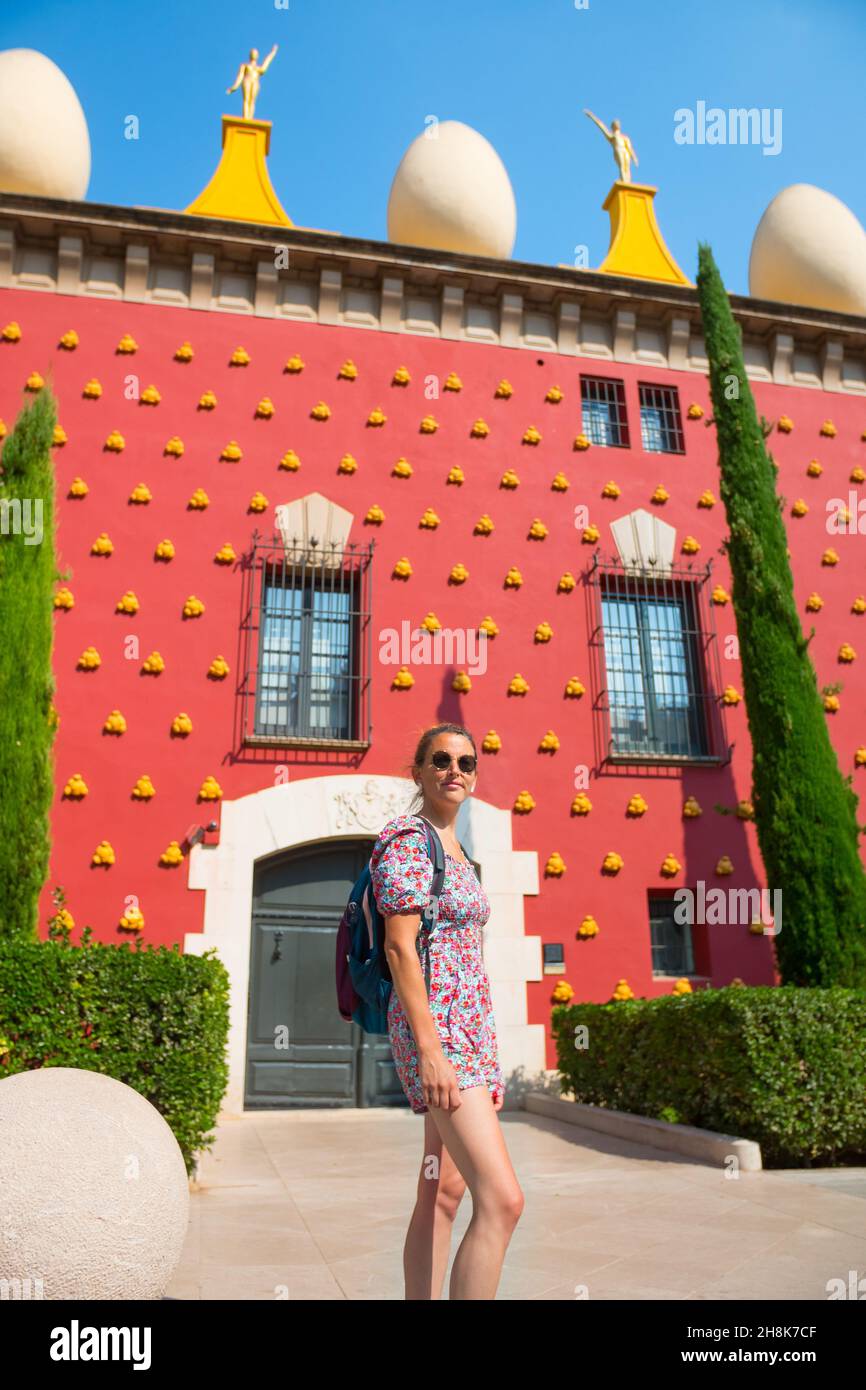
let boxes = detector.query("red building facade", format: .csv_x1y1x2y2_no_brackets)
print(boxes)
2,178,866,1112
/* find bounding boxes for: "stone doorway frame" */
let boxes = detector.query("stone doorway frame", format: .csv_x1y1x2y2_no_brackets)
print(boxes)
184,774,545,1113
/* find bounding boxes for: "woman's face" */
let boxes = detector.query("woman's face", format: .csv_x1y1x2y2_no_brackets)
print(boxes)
414,732,477,809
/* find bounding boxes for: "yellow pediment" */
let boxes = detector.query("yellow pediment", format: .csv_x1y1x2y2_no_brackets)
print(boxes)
598,181,691,286
185,116,293,228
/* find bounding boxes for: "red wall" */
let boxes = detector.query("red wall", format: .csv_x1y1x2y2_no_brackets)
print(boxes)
3,285,866,1047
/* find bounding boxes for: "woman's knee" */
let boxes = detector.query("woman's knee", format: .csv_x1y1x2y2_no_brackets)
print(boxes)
416,1156,467,1219
434,1179,466,1221
415,1174,466,1221
510,1184,526,1223
478,1182,524,1227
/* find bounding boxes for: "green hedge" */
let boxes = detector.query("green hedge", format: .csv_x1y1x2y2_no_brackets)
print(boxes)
552,985,866,1167
0,910,230,1178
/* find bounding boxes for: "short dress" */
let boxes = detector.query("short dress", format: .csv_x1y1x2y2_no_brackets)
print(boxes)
370,812,504,1114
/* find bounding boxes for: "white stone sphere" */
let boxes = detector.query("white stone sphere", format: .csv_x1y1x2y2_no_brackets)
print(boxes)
749,183,866,316
387,119,516,259
0,1067,190,1300
0,48,91,199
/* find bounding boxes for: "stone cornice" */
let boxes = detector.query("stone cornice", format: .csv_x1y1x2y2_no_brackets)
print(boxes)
1,190,865,393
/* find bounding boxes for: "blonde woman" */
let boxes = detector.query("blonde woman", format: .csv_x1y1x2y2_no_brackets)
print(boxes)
370,722,524,1299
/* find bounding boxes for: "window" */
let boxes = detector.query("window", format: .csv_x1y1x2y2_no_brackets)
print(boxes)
580,375,629,447
241,536,373,746
587,552,731,763
543,943,565,975
257,576,352,737
639,383,684,454
649,896,695,976
600,582,708,758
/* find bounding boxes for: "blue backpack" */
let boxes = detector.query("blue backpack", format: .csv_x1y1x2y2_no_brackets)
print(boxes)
335,814,447,1035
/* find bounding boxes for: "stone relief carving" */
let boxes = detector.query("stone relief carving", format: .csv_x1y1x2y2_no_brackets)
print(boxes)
331,780,412,832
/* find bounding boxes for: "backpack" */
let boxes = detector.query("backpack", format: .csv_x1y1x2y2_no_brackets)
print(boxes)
335,813,448,1035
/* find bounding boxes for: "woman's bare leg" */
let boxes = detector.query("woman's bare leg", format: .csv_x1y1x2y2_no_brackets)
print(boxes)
402,1111,468,1299
426,1086,524,1300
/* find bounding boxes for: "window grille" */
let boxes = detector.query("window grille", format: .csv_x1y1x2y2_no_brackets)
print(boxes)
240,533,374,747
587,554,730,765
649,896,695,976
580,375,629,447
638,382,685,454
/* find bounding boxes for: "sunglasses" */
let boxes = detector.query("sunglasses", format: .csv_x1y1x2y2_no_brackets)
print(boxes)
430,751,477,774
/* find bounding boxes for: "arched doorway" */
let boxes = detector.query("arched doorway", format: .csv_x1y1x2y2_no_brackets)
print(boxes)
245,837,407,1108
184,773,544,1114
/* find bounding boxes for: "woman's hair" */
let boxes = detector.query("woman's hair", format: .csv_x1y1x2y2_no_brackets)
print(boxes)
405,722,478,814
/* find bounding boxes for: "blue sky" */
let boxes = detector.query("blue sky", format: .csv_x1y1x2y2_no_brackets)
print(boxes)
3,0,864,295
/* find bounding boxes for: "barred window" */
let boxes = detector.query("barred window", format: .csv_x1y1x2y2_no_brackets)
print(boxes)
600,584,707,757
241,535,373,746
649,896,695,976
639,383,684,454
580,375,629,447
588,557,729,764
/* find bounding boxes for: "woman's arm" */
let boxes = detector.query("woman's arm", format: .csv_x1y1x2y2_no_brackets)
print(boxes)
383,912,442,1054
384,912,462,1111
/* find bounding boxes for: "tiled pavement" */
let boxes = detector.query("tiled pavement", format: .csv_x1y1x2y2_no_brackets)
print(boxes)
167,1106,866,1300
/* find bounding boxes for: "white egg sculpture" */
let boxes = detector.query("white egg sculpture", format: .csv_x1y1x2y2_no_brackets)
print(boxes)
749,183,866,316
388,119,516,259
0,48,91,199
0,1067,190,1299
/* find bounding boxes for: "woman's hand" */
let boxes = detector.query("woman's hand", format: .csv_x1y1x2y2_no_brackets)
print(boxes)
492,1088,504,1112
419,1048,463,1112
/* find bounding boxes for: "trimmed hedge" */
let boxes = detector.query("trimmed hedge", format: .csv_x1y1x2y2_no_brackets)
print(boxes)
0,912,230,1178
552,985,866,1167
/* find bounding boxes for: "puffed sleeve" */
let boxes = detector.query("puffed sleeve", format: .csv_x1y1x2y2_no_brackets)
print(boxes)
370,815,433,916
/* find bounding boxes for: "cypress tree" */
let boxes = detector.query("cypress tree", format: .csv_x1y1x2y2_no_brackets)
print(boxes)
0,383,58,939
696,243,866,986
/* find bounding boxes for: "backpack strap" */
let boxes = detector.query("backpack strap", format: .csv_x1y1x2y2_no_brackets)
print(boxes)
373,815,446,997
412,814,446,995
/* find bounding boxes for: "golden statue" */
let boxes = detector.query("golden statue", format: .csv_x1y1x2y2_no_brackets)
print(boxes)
584,110,638,183
227,45,278,120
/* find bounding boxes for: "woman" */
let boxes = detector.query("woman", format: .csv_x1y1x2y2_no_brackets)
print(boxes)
369,722,524,1300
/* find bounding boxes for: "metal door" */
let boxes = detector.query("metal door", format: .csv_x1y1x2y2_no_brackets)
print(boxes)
244,838,408,1109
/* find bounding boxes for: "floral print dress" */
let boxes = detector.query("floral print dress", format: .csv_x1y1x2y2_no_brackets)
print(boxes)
370,812,504,1114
